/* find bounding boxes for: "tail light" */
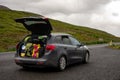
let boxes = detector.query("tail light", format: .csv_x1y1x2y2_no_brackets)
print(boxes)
46,44,56,51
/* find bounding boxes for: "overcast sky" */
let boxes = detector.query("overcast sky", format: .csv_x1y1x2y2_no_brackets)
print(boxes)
1,0,120,37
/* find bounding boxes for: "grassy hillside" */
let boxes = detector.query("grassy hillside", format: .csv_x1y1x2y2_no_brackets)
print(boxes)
0,9,120,52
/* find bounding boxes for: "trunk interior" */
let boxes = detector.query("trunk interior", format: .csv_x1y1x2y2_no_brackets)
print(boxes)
18,34,48,58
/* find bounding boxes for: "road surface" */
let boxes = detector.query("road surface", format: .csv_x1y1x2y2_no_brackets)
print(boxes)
0,45,120,80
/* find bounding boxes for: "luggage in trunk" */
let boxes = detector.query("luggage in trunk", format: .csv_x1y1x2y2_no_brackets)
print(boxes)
19,35,47,58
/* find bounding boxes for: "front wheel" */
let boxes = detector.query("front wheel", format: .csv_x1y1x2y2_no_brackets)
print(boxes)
82,52,90,64
57,56,67,71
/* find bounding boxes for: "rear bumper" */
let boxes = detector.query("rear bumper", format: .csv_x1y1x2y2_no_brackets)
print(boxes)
15,57,58,68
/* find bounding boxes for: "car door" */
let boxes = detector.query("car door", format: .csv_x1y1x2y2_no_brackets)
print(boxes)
61,36,78,63
69,36,84,61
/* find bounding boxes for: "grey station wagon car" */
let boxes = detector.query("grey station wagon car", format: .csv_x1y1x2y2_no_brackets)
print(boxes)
15,17,90,71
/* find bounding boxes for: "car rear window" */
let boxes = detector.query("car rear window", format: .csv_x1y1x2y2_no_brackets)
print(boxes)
24,21,47,26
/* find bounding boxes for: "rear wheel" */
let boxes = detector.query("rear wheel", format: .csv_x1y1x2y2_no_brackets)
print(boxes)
82,52,89,64
57,56,67,71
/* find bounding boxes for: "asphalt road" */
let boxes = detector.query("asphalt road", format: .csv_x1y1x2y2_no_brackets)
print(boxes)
0,46,120,80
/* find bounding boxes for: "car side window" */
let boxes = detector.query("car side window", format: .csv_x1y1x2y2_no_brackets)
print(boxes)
62,36,72,45
54,36,62,44
69,36,81,46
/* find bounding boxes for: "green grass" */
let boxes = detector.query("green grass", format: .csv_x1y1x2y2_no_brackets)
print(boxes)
109,44,120,50
0,9,120,52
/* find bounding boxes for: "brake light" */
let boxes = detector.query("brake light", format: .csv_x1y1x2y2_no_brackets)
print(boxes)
46,44,56,51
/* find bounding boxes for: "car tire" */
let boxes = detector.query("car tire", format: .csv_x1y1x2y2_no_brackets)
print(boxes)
82,52,89,64
57,56,67,71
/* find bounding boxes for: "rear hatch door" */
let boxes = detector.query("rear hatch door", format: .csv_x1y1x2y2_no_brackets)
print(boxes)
15,17,52,35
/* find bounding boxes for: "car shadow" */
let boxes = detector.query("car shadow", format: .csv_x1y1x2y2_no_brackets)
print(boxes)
19,67,61,73
18,62,90,73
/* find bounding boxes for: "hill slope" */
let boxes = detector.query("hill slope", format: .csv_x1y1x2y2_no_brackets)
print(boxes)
0,9,120,52
0,5,10,10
